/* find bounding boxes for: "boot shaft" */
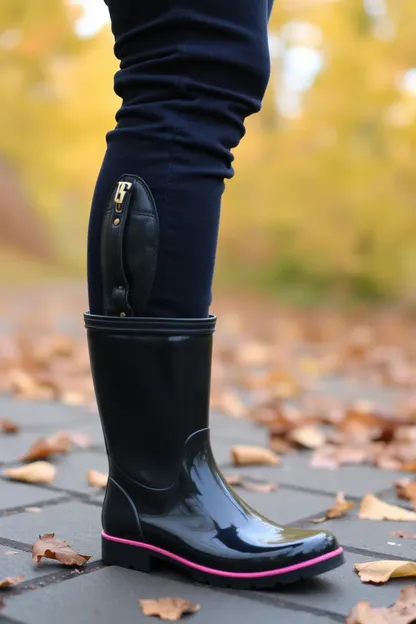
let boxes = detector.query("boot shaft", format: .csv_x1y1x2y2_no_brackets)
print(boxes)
85,314,216,489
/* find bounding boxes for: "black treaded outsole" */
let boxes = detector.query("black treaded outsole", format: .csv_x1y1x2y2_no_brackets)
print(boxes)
101,536,345,590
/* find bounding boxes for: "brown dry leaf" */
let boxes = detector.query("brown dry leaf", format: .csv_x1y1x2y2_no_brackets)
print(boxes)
22,432,71,461
391,531,416,539
0,419,19,434
0,598,4,611
32,533,91,567
310,492,354,523
269,435,294,455
346,586,416,623
225,474,276,493
139,597,200,621
359,494,416,521
87,470,108,489
290,424,326,449
68,432,91,449
326,492,355,519
395,479,416,503
355,561,416,584
4,462,56,485
0,576,24,588
216,390,247,418
231,445,279,466
243,480,277,493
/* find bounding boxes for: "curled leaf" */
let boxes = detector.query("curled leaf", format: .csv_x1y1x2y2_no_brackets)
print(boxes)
290,425,326,449
390,531,416,540
22,432,71,461
310,492,354,523
225,474,276,493
0,419,19,434
355,560,416,584
359,494,416,521
139,597,200,621
4,462,56,484
395,479,416,503
87,470,108,489
231,445,279,467
346,586,416,623
0,576,24,588
32,533,91,567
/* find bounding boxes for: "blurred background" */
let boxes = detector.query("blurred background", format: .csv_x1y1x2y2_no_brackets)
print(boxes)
0,0,415,306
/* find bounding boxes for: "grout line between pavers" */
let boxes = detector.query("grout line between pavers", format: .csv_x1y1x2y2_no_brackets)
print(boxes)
216,588,346,622
0,496,74,519
342,545,416,562
0,475,103,501
4,561,105,599
0,537,32,553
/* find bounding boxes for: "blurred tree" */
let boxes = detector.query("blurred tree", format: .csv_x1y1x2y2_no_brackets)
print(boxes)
221,0,416,302
0,0,116,267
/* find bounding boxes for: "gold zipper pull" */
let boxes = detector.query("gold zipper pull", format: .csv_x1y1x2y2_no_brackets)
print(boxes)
114,181,132,212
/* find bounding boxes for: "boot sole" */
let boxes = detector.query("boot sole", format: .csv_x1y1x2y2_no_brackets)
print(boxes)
101,531,345,589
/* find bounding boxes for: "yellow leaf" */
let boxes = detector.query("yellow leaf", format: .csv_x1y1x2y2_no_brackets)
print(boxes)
4,462,56,484
355,561,416,584
359,494,416,521
87,470,108,489
231,445,280,466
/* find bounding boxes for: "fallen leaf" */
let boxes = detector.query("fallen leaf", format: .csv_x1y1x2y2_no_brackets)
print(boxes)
395,479,416,503
0,576,24,588
22,432,71,461
0,419,19,434
87,470,108,489
310,492,355,523
243,480,277,493
0,598,4,611
327,492,355,519
346,586,416,623
32,533,91,567
390,531,416,539
225,474,276,493
231,445,279,466
4,552,18,556
67,432,91,449
216,390,247,418
4,462,56,485
359,494,416,521
139,597,200,621
25,507,42,513
355,560,416,584
290,424,326,449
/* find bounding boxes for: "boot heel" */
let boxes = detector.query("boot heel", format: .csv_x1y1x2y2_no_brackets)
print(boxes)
102,535,152,573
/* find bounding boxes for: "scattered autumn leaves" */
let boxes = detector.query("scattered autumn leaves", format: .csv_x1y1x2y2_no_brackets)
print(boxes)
139,598,200,622
346,586,416,624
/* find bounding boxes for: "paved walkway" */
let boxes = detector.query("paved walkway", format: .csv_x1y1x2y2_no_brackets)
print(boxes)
0,389,414,624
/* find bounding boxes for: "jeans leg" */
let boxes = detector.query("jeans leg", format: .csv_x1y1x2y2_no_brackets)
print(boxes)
88,0,273,317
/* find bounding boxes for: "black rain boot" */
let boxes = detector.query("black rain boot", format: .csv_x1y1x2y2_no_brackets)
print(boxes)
85,312,344,588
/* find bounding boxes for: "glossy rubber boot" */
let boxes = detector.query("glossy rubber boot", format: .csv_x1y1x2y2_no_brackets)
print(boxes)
85,313,344,589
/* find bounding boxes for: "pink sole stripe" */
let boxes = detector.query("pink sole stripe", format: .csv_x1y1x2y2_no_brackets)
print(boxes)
102,531,343,579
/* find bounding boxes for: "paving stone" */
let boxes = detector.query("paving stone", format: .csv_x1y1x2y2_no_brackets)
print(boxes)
0,501,101,560
0,396,90,429
304,514,416,559
237,487,335,526
254,452,407,498
0,479,61,511
2,566,337,624
262,550,412,617
0,544,62,582
50,451,108,495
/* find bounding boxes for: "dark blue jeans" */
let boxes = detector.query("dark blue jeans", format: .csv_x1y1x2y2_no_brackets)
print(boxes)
88,0,274,318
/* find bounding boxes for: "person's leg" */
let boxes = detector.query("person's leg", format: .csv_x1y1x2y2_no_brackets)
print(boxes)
85,0,345,588
87,0,272,317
